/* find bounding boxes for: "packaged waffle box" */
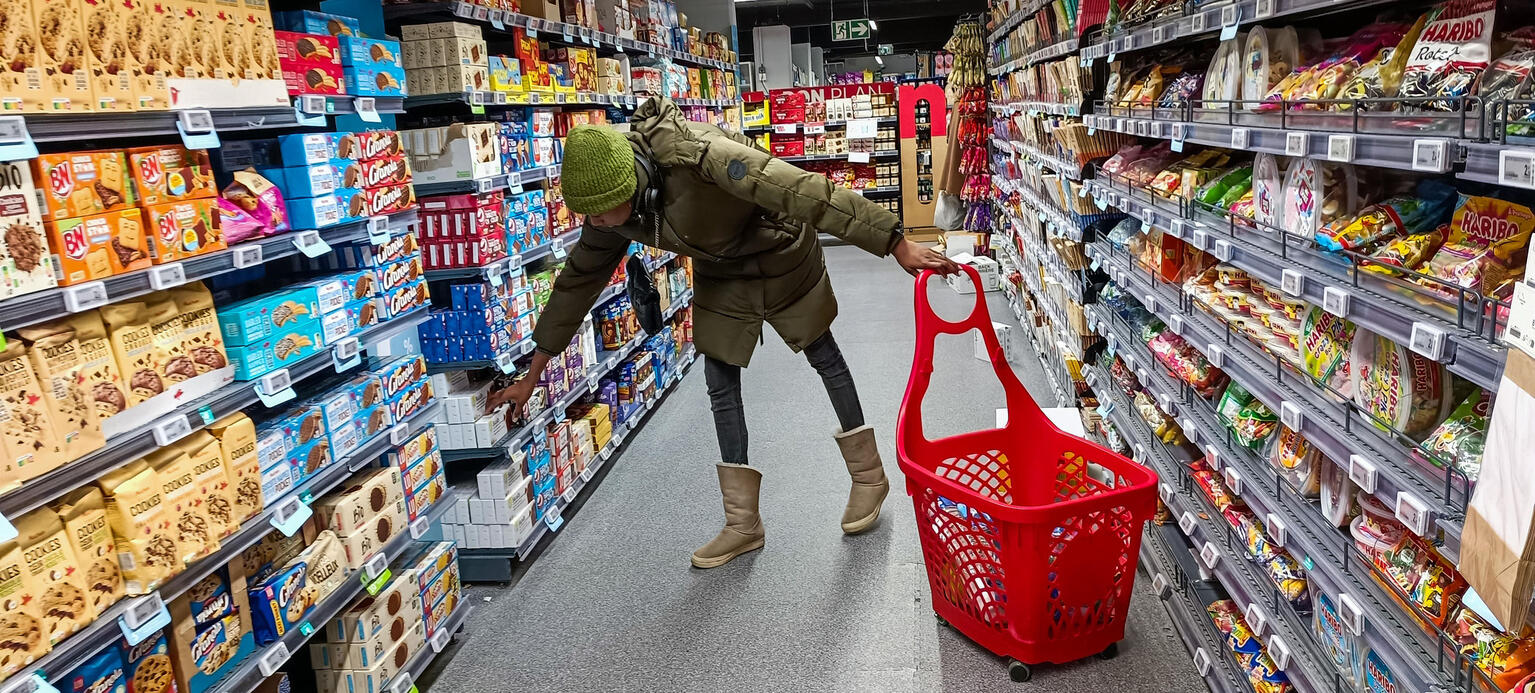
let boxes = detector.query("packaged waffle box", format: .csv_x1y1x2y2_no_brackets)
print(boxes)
50,487,125,615
30,0,95,111
0,160,57,299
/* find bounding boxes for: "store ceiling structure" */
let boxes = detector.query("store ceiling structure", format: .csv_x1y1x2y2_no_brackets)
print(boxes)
734,0,987,60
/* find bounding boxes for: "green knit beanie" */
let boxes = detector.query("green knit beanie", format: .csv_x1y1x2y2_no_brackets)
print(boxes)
561,126,637,215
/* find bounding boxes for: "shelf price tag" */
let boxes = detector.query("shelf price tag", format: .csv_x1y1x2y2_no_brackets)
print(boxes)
1268,635,1291,670
232,244,263,268
1278,400,1304,432
387,673,416,693
1178,511,1198,535
1212,239,1235,262
489,9,505,29
118,594,172,646
1500,150,1535,190
1222,467,1243,495
331,336,361,372
1322,286,1350,316
269,494,313,536
1230,127,1249,149
1180,418,1197,444
495,351,517,374
1188,11,1207,33
1327,134,1355,162
551,238,567,259
1266,513,1287,547
255,368,296,407
409,515,431,540
1191,228,1209,250
1245,603,1268,637
1396,491,1432,536
63,281,109,312
360,552,390,589
430,627,453,654
0,675,60,693
1199,542,1221,570
1280,268,1305,297
257,642,291,677
1409,321,1447,360
1193,648,1211,676
562,487,576,504
1285,131,1310,156
1254,0,1276,18
151,414,193,447
1151,572,1171,599
0,116,38,161
368,216,392,245
1158,482,1173,504
1348,454,1379,494
292,230,331,258
1205,444,1221,471
176,109,220,150
1412,138,1450,172
544,504,564,531
580,466,595,483
772,123,796,134
1338,593,1366,635
804,123,825,134
1152,25,1167,43
1218,5,1240,40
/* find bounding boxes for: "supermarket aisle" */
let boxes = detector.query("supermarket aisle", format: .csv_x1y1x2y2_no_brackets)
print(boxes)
425,246,1200,692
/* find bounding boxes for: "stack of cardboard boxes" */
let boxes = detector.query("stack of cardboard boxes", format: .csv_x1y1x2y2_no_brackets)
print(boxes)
402,21,489,96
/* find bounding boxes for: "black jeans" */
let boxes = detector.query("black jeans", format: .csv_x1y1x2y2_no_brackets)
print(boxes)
703,330,865,464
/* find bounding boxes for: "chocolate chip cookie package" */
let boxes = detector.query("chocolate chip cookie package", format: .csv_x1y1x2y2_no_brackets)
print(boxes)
0,536,50,678
64,311,128,421
174,431,238,541
0,161,58,299
207,413,264,524
248,529,346,644
146,446,217,563
169,283,230,376
31,0,96,111
0,341,67,488
14,507,94,645
97,460,184,594
17,320,106,461
120,630,175,693
50,487,126,617
145,293,194,387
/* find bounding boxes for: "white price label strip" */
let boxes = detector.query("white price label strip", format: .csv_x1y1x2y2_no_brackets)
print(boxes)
258,642,291,677
63,281,108,312
151,414,193,446
1348,454,1379,494
232,244,263,268
1151,573,1170,599
149,262,186,289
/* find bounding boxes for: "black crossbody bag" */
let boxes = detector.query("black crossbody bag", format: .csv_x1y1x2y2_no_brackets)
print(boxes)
627,155,665,335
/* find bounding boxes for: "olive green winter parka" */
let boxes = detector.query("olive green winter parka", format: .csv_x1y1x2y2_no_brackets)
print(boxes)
529,97,903,366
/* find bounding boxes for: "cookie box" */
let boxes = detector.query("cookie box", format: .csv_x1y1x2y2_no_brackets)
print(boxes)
295,275,365,315
344,372,386,412
58,645,126,693
420,566,460,636
142,198,226,264
338,131,406,162
321,305,357,345
382,279,430,319
168,564,256,693
404,470,447,521
384,425,438,468
277,133,347,167
126,146,216,207
0,163,56,299
316,466,402,536
345,65,407,97
375,256,425,293
258,163,345,199
335,503,406,569
398,448,443,495
274,10,360,37
320,622,425,693
286,193,344,230
402,541,457,588
45,208,152,285
264,403,324,451
372,355,426,399
259,456,299,502
121,633,174,693
289,436,333,479
387,378,433,422
355,402,396,440
339,36,400,70
489,56,523,92
326,567,422,643
337,232,420,269
31,151,138,222
341,156,412,189
248,530,348,644
282,61,347,96
218,287,322,345
339,183,417,219
274,31,341,66
227,324,325,380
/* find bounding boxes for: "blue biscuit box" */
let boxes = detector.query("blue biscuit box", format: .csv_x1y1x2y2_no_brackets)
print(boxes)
277,133,344,167
289,435,333,479
344,65,408,97
339,36,400,67
321,307,355,345
356,401,395,439
270,404,326,451
218,288,322,346
227,322,326,380
287,194,344,230
308,389,357,437
259,162,350,199
326,419,363,460
274,10,361,37
344,372,386,410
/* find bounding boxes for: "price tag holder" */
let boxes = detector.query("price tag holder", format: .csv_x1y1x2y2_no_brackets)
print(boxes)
848,151,871,163
232,243,263,268
1266,513,1287,547
1230,127,1249,149
176,110,221,150
1246,603,1268,637
489,10,505,29
0,116,38,161
1158,482,1173,504
293,230,331,258
495,351,517,374
1254,0,1276,18
772,123,796,134
1323,286,1350,316
1285,131,1310,156
1179,511,1198,535
551,238,567,259
1193,648,1211,676
1188,11,1207,33
1222,467,1243,495
151,414,193,447
360,552,390,585
1396,491,1431,536
544,505,564,531
1191,228,1209,250
561,487,576,504
1327,134,1356,162
408,515,431,539
255,368,296,407
63,281,109,312
1280,268,1305,297
1152,25,1167,43
1199,542,1221,570
0,675,59,693
294,96,328,127
1151,572,1171,599
368,215,392,245
1213,239,1235,262
118,594,172,646
1349,454,1379,494
1278,400,1304,432
269,494,313,536
257,642,291,677
331,336,361,372
1269,635,1291,670
804,123,825,134
387,673,416,693
1339,593,1366,635
1412,138,1450,172
430,627,453,654
1409,321,1447,360
1206,444,1222,471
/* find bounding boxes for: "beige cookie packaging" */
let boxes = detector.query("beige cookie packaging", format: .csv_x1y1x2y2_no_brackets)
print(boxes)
146,446,217,563
175,431,238,539
101,301,163,407
50,486,125,614
0,0,45,112
124,0,169,109
169,282,230,375
0,160,56,299
145,292,194,385
208,413,263,524
242,0,281,80
64,310,128,420
0,341,66,490
31,0,96,111
97,460,184,593
0,536,49,678
81,0,136,110
14,507,94,644
18,320,106,461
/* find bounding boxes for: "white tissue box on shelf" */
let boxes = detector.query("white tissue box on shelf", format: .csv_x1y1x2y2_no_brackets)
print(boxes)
947,253,999,294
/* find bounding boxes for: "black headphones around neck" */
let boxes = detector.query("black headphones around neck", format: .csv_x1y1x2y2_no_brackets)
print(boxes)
633,152,663,217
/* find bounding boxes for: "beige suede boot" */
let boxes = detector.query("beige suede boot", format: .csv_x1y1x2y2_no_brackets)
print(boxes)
691,464,766,569
835,425,890,534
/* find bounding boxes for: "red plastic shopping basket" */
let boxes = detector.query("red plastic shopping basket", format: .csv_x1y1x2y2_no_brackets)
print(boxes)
897,267,1159,682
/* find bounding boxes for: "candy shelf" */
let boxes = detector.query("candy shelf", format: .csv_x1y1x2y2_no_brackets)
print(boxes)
412,163,560,197
997,179,1086,241
0,211,418,334
404,91,642,109
204,489,460,693
1077,0,1397,62
1138,504,1252,693
0,306,430,523
459,345,696,580
779,150,898,162
1081,175,1506,393
741,117,899,133
4,399,444,691
421,228,582,282
382,2,738,71
993,138,1084,180
991,101,1084,116
989,36,1079,76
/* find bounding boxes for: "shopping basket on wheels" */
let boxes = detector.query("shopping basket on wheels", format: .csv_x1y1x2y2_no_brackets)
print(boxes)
897,266,1159,682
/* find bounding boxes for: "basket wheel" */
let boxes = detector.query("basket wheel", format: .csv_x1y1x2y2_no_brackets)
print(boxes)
1098,642,1119,660
1008,660,1032,683
933,612,948,628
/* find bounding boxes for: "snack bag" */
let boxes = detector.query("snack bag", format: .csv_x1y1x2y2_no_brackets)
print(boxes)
1448,604,1535,689
1420,196,1535,299
1302,307,1357,398
1399,0,1497,110
1416,387,1491,481
221,170,290,240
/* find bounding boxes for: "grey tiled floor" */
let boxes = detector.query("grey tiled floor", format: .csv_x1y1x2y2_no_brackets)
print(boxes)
420,246,1201,692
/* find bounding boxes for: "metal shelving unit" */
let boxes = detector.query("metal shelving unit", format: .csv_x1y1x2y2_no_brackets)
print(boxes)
412,164,560,198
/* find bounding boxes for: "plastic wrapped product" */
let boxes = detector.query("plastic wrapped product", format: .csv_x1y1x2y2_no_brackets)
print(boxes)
1252,153,1286,230
1336,14,1428,110
1364,226,1447,274
1420,196,1535,300
1313,585,1364,685
1316,179,1457,252
1416,387,1491,482
1302,307,1358,399
1243,27,1301,105
1478,40,1535,128
1362,649,1404,693
1204,36,1246,105
1198,167,1253,207
1271,426,1322,496
1351,330,1453,440
1399,0,1497,111
1447,602,1535,689
1320,459,1357,527
1380,533,1466,628
1282,158,1358,239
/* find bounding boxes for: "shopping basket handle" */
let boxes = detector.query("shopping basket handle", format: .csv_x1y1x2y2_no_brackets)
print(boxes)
899,267,1059,460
